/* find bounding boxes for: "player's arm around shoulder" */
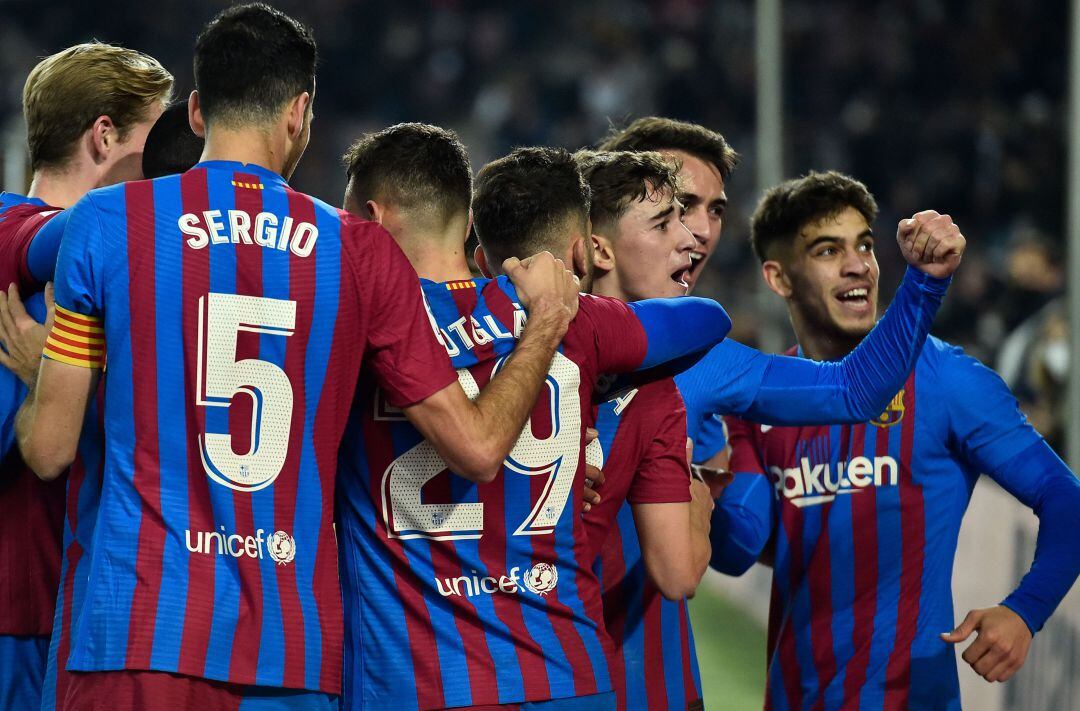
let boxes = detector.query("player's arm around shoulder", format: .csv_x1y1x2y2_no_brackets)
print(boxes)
16,195,105,481
15,286,99,480
403,252,579,483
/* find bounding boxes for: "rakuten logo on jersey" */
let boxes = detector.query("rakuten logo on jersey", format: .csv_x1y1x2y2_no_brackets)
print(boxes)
185,527,296,565
770,455,898,508
435,563,558,598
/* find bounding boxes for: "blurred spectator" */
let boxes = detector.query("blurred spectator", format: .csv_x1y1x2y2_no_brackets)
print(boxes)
0,0,1067,448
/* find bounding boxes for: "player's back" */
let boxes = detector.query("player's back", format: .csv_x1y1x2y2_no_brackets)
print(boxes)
52,160,418,694
337,276,689,710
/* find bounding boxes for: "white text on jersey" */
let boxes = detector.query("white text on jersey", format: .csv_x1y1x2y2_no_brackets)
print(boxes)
179,210,317,257
770,455,899,508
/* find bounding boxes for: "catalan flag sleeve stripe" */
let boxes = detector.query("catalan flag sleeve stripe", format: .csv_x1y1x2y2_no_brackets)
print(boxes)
43,304,105,368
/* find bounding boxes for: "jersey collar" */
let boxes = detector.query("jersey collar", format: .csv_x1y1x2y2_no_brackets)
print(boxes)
193,160,287,186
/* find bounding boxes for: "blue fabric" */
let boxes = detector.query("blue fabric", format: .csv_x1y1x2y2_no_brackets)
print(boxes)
625,296,731,370
0,634,48,711
709,472,774,576
678,266,949,458
26,209,68,283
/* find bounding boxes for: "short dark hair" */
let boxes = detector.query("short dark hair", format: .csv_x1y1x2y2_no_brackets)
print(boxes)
750,170,879,262
473,147,590,266
142,102,204,179
343,122,471,224
599,117,738,180
576,150,680,236
194,3,316,127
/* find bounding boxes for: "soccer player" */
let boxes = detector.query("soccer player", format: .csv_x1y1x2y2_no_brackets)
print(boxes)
0,42,172,710
716,171,1080,710
15,6,581,709
575,149,964,710
337,135,733,710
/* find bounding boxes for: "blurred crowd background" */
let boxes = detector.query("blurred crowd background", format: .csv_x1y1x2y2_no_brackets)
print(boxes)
0,0,1069,452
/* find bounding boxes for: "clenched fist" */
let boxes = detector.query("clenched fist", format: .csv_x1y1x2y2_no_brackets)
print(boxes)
896,210,965,279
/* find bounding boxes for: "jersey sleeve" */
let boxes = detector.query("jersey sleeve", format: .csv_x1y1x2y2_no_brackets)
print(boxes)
941,349,1080,633
710,416,776,576
0,207,63,293
690,413,728,464
677,266,949,428
353,223,456,408
626,383,692,505
577,294,731,375
25,208,68,284
43,196,105,369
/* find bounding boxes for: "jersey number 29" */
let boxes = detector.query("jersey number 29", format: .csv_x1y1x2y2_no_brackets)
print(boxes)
382,352,582,540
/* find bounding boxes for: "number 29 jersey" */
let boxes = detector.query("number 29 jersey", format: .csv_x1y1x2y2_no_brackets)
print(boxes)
46,161,456,695
336,277,730,710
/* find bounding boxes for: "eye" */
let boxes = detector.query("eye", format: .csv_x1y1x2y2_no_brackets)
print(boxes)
656,220,668,232
859,240,874,253
709,206,725,219
816,246,837,257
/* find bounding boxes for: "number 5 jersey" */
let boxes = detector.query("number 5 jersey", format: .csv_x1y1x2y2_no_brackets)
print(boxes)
335,276,731,710
45,161,458,695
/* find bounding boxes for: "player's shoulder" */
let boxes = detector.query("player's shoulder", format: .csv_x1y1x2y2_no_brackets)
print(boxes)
918,334,987,377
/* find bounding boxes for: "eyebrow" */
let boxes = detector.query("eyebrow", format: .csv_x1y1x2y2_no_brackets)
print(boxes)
651,204,676,222
805,229,874,249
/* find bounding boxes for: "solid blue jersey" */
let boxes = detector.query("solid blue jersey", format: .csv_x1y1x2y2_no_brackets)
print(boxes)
720,336,1080,710
335,276,730,710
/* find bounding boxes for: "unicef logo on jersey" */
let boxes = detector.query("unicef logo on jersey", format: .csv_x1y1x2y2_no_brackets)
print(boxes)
266,530,296,565
184,526,295,566
434,562,559,598
523,563,559,596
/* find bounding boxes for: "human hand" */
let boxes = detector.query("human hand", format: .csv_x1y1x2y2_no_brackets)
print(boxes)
941,605,1033,683
504,251,580,328
0,283,54,387
896,210,965,279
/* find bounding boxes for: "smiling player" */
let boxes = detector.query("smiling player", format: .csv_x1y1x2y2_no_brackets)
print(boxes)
716,171,1080,710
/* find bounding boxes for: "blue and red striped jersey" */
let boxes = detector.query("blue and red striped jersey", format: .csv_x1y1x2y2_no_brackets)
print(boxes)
46,160,456,694
0,193,67,637
586,379,702,711
41,389,105,711
724,337,1059,711
335,277,730,710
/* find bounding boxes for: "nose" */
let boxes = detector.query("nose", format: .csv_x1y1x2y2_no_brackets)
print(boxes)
841,247,871,277
676,221,696,253
682,205,708,247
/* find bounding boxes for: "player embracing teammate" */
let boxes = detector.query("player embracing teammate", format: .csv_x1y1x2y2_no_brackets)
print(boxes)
0,5,1075,711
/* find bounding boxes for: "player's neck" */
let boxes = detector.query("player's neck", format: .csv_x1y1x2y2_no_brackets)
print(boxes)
390,215,474,282
790,311,860,362
27,166,95,209
200,128,290,178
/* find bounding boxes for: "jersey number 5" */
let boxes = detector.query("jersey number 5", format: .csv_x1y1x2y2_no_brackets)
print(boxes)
382,352,582,540
197,292,297,492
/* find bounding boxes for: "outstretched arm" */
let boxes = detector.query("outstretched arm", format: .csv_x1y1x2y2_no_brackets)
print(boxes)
679,212,963,428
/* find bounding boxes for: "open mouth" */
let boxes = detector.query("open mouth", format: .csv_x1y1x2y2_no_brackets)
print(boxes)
836,287,871,308
687,252,704,283
670,266,690,289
